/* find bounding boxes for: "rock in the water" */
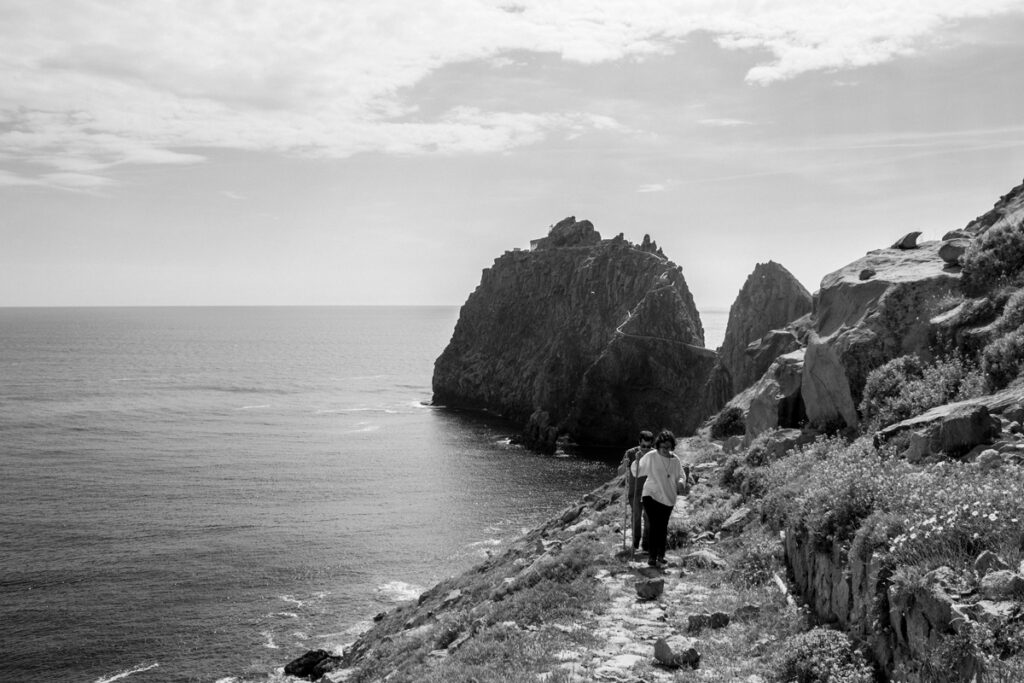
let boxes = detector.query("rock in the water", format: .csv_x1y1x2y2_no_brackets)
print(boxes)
636,578,665,600
432,219,722,448
719,261,812,395
802,333,858,430
891,231,922,250
285,650,341,681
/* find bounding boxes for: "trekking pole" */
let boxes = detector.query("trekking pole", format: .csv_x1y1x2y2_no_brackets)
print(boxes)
622,474,629,553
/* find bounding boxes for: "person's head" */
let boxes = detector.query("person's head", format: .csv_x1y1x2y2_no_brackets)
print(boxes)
654,429,676,452
639,430,654,448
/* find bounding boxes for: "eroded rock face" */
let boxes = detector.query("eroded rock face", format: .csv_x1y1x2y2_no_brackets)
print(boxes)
812,240,961,403
726,349,805,438
432,219,719,449
802,333,859,430
720,261,812,395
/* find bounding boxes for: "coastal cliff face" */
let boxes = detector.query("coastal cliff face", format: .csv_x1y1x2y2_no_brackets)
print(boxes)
719,261,812,395
432,218,719,448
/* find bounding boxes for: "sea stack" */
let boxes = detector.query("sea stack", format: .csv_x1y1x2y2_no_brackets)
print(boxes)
432,217,727,451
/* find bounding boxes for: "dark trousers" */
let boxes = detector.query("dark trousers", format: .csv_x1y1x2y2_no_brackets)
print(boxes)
626,474,649,549
642,496,674,561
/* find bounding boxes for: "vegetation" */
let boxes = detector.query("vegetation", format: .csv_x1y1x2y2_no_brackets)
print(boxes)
711,405,746,439
858,354,987,431
776,627,874,683
962,218,1024,296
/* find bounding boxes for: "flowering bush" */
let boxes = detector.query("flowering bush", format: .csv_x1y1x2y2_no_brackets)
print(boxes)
886,462,1024,568
859,354,987,430
982,328,1024,390
777,627,874,683
962,219,1024,296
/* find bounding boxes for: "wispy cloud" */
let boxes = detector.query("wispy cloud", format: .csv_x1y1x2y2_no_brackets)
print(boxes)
637,183,667,193
698,118,753,127
0,0,1020,185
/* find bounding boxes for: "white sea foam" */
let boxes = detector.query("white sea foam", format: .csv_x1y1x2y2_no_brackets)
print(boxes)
261,631,279,649
468,538,502,548
279,595,304,607
274,611,299,619
342,424,380,434
236,404,270,410
376,580,423,603
93,662,159,683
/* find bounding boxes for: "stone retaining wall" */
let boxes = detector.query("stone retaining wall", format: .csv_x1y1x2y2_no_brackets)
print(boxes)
783,528,982,682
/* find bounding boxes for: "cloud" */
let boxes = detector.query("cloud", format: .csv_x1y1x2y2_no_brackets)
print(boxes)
0,0,1021,183
698,118,753,127
637,183,667,193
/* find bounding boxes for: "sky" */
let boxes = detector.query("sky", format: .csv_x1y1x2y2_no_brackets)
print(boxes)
2,1,1024,309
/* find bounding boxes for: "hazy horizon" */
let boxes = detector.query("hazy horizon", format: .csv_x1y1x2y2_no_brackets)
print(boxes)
3,2,1023,309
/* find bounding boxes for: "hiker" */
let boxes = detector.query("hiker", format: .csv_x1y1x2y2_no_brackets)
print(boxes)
636,429,691,568
620,429,654,552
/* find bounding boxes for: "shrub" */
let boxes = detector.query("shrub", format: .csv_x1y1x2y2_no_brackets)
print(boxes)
995,288,1024,334
962,219,1024,296
777,627,874,683
859,354,987,430
982,328,1024,389
727,526,783,587
711,406,745,439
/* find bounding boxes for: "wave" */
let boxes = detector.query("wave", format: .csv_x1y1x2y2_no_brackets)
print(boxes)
341,424,380,434
261,631,279,649
375,580,424,603
236,405,270,411
278,595,305,608
315,407,399,415
274,612,299,619
93,663,159,683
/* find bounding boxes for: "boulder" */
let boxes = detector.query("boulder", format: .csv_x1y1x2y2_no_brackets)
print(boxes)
654,638,700,669
433,221,721,448
877,402,1000,457
285,650,342,681
975,551,1010,575
720,507,754,536
681,550,726,569
962,178,1024,237
802,334,858,430
811,240,961,403
859,268,876,280
745,328,803,378
726,349,805,439
939,238,970,266
719,261,812,395
636,578,665,600
979,571,1024,600
891,231,922,250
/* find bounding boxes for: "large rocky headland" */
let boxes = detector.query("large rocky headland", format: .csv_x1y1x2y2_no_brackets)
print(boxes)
283,178,1024,682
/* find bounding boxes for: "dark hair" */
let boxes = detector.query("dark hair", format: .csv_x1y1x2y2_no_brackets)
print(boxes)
654,429,676,450
639,430,654,441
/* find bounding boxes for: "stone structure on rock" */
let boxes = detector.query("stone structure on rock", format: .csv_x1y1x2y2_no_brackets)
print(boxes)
432,218,727,450
719,261,812,395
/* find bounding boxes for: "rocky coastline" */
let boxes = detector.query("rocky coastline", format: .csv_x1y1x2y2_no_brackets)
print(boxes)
282,177,1024,682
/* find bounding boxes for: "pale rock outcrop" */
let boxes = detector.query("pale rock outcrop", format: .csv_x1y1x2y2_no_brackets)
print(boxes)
875,401,1002,458
962,177,1024,236
891,231,922,250
726,349,805,439
719,261,812,395
802,333,858,430
812,240,961,403
938,238,969,266
433,218,721,450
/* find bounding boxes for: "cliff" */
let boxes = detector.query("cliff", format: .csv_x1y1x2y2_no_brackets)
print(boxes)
719,261,812,395
432,218,724,449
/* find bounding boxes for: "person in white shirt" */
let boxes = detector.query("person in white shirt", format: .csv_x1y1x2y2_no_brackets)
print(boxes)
636,429,689,568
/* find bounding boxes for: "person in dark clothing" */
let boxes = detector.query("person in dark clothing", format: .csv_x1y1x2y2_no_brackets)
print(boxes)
620,429,654,552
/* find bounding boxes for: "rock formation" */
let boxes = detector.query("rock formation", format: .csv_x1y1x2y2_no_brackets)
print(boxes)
432,218,724,449
810,239,961,404
719,261,812,395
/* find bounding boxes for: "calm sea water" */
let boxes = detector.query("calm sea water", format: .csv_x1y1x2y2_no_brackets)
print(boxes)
0,306,727,683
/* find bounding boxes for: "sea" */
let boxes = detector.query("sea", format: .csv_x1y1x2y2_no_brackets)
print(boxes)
0,306,728,683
